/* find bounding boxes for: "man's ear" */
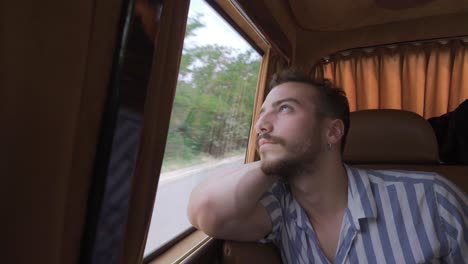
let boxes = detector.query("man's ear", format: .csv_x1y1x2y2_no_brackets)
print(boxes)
327,119,345,145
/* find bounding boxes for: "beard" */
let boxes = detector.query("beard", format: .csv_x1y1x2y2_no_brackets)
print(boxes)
257,132,323,181
261,156,303,180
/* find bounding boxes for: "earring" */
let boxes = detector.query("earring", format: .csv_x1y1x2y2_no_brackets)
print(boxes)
327,143,332,151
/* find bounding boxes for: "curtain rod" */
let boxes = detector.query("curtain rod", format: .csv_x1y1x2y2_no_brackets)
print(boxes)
322,36,468,61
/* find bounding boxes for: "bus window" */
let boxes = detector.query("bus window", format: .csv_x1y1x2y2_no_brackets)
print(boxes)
143,0,262,256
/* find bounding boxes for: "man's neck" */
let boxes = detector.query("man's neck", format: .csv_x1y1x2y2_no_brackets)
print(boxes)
289,157,348,224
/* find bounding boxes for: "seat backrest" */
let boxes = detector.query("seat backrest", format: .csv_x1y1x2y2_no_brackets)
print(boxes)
344,109,468,192
222,109,468,264
344,109,439,164
222,240,281,264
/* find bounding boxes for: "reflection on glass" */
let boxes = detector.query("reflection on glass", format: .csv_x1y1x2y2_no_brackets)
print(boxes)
89,0,159,263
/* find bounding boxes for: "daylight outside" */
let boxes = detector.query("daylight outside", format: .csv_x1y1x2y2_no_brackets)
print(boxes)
144,0,262,255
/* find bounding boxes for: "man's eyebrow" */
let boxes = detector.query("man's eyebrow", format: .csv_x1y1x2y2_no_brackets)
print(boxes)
259,97,301,114
271,97,301,107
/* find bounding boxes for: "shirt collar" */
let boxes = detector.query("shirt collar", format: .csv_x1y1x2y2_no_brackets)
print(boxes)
292,197,305,229
289,165,378,231
344,164,378,230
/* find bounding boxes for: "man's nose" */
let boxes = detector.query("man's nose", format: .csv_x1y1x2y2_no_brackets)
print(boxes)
255,112,273,134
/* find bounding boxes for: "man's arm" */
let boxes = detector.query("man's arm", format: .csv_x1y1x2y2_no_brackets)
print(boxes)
187,161,277,241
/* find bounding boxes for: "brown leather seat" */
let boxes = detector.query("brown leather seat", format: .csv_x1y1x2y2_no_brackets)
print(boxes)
344,109,468,192
344,109,439,164
222,109,468,264
222,240,281,264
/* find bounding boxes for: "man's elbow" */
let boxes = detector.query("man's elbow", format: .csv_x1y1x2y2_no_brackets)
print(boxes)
187,196,224,237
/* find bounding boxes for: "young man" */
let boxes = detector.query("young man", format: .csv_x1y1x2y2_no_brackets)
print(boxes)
187,69,467,263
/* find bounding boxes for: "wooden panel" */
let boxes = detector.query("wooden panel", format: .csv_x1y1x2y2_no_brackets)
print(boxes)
180,239,222,264
262,0,296,51
246,50,270,162
0,0,122,263
120,0,191,263
234,0,292,61
212,0,270,54
148,231,222,264
149,231,210,264
62,0,123,262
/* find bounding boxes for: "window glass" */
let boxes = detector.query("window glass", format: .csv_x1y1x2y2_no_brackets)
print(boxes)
144,0,262,255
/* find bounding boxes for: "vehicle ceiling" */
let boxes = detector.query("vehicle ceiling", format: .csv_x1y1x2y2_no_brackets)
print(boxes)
286,0,468,31
244,0,468,65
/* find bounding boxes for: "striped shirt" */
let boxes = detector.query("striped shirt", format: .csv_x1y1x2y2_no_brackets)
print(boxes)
259,165,468,264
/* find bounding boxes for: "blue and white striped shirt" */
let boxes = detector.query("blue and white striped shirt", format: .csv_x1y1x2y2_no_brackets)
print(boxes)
259,165,468,264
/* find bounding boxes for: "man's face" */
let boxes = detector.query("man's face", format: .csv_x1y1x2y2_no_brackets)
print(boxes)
255,82,326,177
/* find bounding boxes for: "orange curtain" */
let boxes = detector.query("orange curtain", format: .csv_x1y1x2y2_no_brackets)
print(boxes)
314,40,468,118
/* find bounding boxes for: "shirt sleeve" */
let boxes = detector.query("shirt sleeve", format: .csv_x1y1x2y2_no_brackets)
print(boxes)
434,175,468,263
258,182,285,245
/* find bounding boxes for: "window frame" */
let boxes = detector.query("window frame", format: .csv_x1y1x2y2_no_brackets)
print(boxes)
123,0,288,263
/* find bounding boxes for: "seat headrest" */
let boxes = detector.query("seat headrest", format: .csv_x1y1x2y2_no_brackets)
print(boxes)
343,109,439,164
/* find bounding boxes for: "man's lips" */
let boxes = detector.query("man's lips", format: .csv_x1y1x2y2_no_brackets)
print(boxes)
256,133,284,150
258,138,275,147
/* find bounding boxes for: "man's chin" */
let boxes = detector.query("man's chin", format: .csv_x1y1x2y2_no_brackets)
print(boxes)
259,155,281,172
260,156,299,179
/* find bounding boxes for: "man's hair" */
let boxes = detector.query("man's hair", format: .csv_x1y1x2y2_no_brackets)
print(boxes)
269,68,350,154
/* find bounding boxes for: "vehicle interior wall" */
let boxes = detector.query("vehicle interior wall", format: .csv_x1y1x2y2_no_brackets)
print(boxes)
232,1,468,70
1,0,122,263
295,12,468,67
231,0,294,61
259,0,296,55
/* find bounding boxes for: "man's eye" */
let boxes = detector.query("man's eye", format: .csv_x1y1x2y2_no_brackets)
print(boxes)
279,105,292,112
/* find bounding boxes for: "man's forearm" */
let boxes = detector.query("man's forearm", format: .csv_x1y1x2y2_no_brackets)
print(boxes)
233,162,277,213
187,161,276,236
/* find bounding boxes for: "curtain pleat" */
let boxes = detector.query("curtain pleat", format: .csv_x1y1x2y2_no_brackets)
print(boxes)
322,62,334,82
379,48,402,109
334,57,357,111
425,43,452,118
402,45,426,116
356,53,379,109
314,40,468,118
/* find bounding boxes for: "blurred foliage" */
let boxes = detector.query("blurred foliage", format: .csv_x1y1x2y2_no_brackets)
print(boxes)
162,15,261,169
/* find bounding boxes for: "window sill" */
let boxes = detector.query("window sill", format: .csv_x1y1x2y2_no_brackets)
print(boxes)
147,230,213,264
